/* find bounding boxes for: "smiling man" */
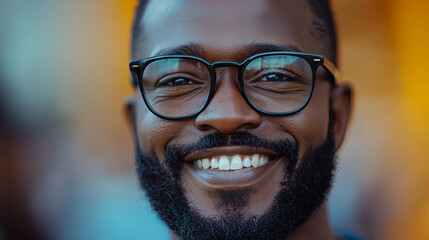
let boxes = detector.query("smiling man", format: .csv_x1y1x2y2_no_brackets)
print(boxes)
126,0,353,239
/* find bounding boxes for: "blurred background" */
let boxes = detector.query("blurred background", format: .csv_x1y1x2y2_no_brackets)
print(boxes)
0,0,428,239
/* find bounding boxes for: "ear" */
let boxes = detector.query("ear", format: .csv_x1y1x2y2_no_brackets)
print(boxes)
123,94,136,130
330,83,353,150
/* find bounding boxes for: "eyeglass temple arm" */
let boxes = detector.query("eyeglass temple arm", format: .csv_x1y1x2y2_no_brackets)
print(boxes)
322,57,341,85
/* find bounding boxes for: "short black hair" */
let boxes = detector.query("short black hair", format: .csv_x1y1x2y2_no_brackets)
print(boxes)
131,0,337,63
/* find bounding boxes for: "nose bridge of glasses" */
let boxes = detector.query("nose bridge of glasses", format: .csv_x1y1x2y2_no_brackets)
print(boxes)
212,61,241,69
211,61,242,86
211,62,242,92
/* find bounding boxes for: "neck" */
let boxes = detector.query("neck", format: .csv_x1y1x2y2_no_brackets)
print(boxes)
171,201,336,240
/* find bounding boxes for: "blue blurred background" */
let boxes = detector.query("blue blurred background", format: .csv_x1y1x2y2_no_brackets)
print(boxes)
1,0,428,239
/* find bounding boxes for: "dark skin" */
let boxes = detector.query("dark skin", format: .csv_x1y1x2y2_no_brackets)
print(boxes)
126,0,352,239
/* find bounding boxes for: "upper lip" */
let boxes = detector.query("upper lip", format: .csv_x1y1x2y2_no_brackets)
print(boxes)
182,145,279,163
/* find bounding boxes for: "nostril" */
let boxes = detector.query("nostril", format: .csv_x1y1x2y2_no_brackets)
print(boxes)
196,122,215,132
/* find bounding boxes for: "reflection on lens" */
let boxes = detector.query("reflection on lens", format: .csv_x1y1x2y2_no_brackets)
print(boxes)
243,55,313,113
141,58,211,117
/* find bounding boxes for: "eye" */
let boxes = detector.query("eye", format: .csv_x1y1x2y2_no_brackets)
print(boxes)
260,72,296,82
158,77,197,87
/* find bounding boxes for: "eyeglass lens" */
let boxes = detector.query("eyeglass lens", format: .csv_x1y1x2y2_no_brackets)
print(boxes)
243,55,313,114
142,58,211,117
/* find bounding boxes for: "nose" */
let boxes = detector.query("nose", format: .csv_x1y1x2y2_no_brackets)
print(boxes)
195,70,261,134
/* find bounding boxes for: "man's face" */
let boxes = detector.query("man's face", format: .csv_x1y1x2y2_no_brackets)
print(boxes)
129,0,351,239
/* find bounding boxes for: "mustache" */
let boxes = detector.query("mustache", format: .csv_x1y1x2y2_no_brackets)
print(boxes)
164,131,300,176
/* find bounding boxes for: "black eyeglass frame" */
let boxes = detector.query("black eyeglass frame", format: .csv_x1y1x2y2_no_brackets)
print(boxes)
129,51,340,120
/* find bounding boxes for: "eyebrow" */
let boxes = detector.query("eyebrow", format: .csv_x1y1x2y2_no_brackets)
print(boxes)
152,42,303,59
153,43,206,57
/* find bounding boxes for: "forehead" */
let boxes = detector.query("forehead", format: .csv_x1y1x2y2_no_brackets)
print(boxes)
134,0,321,60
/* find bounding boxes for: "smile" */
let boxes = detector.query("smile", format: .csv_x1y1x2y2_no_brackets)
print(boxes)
181,146,284,189
193,154,270,170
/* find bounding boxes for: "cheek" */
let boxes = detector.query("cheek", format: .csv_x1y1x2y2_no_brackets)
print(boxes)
273,83,330,154
135,94,178,163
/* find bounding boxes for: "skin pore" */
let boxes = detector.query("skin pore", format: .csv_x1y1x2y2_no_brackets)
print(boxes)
126,0,352,239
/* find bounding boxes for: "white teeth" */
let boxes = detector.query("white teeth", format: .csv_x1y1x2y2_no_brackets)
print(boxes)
211,157,219,169
202,158,211,169
242,156,251,168
218,156,231,170
251,154,259,167
259,156,268,166
230,155,243,170
192,154,270,170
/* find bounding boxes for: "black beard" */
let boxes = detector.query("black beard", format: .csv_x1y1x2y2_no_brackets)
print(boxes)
135,129,336,240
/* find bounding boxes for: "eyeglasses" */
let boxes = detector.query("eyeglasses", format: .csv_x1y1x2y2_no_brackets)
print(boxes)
129,52,340,120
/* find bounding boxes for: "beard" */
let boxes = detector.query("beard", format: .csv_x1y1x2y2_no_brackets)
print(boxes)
135,126,336,240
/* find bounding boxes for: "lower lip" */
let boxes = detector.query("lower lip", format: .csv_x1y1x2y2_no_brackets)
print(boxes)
181,158,283,189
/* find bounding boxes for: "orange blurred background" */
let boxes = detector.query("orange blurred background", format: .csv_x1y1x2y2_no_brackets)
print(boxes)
0,0,428,239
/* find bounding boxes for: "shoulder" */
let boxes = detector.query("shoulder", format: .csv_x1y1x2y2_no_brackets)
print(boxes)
337,233,367,240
